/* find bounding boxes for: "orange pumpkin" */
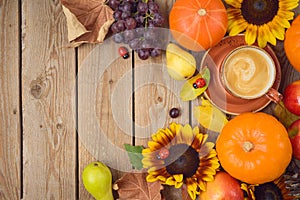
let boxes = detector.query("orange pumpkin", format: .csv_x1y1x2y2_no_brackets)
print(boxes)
216,112,292,185
284,15,300,72
169,0,228,51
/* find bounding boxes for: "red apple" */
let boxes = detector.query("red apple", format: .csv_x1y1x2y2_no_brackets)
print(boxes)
199,171,244,200
283,80,300,116
288,119,300,160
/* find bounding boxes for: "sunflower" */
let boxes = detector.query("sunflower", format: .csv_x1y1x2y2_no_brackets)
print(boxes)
241,175,298,200
142,123,220,200
225,0,299,47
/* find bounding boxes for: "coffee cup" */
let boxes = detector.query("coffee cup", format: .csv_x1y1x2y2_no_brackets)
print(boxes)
220,45,282,102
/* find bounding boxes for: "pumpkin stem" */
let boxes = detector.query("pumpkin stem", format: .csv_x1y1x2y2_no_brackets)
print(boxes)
243,141,254,152
197,8,207,16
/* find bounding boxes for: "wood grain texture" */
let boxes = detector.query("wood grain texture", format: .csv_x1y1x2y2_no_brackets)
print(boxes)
77,40,133,199
133,0,188,147
77,44,97,200
134,54,190,145
0,1,21,199
21,0,76,199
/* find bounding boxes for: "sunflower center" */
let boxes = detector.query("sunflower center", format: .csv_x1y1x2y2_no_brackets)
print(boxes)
254,182,283,200
165,144,200,178
241,0,279,25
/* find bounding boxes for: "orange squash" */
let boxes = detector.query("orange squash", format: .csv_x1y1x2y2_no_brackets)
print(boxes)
284,15,300,72
216,112,292,185
169,0,228,51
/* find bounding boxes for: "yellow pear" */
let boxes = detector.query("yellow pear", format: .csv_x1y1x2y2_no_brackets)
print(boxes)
82,161,114,200
166,43,196,80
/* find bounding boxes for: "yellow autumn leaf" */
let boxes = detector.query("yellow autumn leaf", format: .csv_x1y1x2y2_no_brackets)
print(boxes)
193,99,228,133
180,67,210,101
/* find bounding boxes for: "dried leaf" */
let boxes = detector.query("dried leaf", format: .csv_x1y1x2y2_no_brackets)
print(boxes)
193,98,228,133
180,67,210,101
274,101,300,128
61,0,114,47
113,172,163,200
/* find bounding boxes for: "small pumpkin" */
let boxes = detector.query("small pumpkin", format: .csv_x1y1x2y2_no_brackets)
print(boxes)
284,15,300,72
169,0,228,51
216,112,292,185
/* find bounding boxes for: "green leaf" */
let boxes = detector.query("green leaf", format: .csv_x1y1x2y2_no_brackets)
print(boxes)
180,67,210,101
273,101,300,128
124,144,144,170
193,98,228,133
288,128,299,138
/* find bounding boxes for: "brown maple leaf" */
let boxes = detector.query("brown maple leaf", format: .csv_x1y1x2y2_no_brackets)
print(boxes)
113,172,163,200
61,0,114,47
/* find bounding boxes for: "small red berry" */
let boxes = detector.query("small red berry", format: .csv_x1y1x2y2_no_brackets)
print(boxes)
195,78,206,88
157,147,169,160
118,46,129,59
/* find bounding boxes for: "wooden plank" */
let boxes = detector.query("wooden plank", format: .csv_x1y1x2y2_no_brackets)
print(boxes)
77,40,133,199
77,44,96,200
134,54,190,145
0,1,21,199
21,0,77,199
133,0,190,146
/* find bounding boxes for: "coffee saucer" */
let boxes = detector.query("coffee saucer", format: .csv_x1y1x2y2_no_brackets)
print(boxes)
200,35,281,115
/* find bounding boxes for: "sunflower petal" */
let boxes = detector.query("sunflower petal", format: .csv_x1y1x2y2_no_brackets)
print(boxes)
191,133,203,150
224,0,243,8
169,122,181,135
173,174,184,182
277,10,295,21
164,128,176,142
262,24,277,46
267,29,277,46
257,25,268,48
146,174,159,182
155,131,171,146
186,178,198,191
273,15,291,29
228,17,247,35
181,124,194,145
187,190,197,200
199,142,214,157
202,174,215,182
142,148,152,154
186,179,199,200
205,150,218,159
200,166,218,175
268,21,285,40
165,177,176,186
229,18,248,36
156,175,167,182
148,141,162,150
226,8,242,20
245,24,258,45
166,176,183,188
175,181,183,188
279,0,299,10
198,180,207,191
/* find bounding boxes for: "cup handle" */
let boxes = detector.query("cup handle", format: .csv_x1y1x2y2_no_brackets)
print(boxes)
265,88,283,103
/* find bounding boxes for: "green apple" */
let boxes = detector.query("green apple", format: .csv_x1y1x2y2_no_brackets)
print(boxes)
82,161,113,200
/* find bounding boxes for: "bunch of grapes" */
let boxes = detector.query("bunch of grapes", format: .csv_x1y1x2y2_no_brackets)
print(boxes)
109,0,165,60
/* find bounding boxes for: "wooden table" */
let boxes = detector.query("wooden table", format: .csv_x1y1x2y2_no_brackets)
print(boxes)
1,0,299,199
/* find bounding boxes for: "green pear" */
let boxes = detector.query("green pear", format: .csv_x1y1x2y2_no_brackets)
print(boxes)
166,43,196,80
82,161,114,200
